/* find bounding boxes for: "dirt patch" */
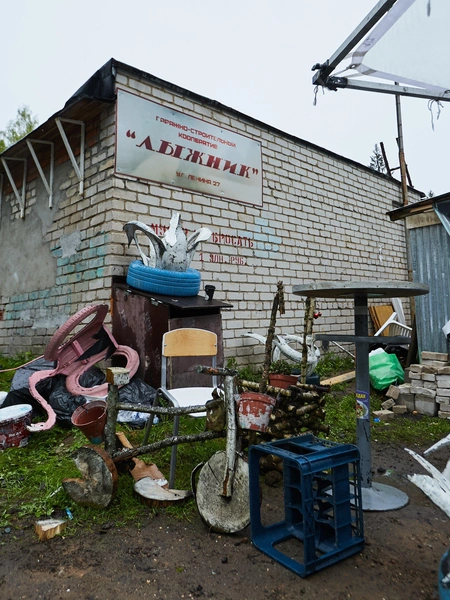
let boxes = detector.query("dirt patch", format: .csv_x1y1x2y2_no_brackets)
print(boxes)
0,442,449,600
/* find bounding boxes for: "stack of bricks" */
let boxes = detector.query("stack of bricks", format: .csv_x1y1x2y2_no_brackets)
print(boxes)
386,351,450,418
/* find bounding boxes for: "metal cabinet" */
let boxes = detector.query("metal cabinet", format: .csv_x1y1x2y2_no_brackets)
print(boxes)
111,278,232,389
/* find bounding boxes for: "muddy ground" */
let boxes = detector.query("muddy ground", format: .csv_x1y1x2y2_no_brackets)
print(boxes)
0,441,449,600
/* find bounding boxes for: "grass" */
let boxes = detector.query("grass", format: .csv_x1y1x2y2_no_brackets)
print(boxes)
0,351,449,533
0,352,36,390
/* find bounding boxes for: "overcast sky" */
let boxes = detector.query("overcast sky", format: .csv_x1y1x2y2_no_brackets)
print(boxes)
2,0,448,196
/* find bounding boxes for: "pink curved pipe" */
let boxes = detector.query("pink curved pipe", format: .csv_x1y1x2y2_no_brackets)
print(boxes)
27,370,58,431
27,304,140,432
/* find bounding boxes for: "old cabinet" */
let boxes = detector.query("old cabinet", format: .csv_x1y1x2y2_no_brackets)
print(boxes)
111,278,232,389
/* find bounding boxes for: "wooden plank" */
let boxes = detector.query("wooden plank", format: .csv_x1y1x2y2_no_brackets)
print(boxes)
321,371,356,386
369,305,394,336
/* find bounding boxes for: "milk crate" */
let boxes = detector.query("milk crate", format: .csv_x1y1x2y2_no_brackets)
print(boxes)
249,434,365,577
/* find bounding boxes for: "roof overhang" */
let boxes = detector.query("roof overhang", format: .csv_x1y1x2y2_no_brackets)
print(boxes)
387,190,450,220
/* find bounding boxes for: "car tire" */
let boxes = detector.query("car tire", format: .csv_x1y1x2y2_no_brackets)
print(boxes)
126,260,202,296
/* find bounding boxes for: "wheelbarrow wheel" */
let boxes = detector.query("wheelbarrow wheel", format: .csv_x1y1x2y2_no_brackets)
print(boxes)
62,445,118,508
192,451,250,534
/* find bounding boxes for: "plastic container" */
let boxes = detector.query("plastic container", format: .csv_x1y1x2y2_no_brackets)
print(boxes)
71,400,107,444
237,392,276,432
0,391,8,408
249,434,365,577
0,404,33,450
268,374,298,389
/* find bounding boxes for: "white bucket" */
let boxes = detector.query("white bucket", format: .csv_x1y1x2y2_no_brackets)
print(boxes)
0,404,33,450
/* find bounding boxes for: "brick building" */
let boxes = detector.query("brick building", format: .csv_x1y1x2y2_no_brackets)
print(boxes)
0,59,421,363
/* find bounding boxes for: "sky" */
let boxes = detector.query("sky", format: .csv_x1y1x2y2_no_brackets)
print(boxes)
2,0,448,196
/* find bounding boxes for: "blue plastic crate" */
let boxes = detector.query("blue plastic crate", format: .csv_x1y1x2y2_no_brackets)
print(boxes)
249,434,365,577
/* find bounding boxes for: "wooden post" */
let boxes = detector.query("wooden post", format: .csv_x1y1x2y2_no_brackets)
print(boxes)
300,297,316,384
104,367,130,456
260,281,285,394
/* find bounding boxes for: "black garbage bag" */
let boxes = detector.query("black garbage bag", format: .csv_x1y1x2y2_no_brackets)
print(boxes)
2,360,106,425
48,367,106,426
117,377,157,429
2,357,57,417
2,356,155,429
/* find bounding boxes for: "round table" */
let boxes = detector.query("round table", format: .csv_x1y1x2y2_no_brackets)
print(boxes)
293,280,429,511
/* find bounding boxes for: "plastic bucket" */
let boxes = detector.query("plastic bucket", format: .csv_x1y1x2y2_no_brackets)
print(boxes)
237,392,276,432
268,374,298,390
0,391,8,407
439,549,450,599
71,400,107,444
0,404,33,450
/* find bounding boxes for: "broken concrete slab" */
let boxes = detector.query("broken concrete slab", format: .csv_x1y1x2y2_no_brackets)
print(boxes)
386,385,400,400
421,351,449,362
373,409,394,421
382,398,395,410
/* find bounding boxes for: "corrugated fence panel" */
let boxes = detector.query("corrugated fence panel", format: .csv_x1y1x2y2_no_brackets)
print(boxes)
410,223,450,355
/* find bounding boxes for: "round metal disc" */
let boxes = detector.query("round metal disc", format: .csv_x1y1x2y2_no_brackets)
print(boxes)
195,451,250,533
361,482,409,511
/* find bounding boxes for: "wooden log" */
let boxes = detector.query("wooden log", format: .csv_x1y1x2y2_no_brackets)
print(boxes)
62,445,119,509
241,379,328,396
34,518,67,542
260,281,285,394
295,402,319,416
301,296,316,384
112,430,224,462
270,408,288,420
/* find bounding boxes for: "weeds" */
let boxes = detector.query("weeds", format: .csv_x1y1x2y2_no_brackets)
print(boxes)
315,352,354,378
0,351,449,532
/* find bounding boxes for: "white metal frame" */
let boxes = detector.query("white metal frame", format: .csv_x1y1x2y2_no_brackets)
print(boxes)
55,117,85,195
312,0,450,102
1,157,27,218
26,139,55,208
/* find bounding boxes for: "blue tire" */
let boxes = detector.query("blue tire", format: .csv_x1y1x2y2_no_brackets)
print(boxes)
126,261,201,297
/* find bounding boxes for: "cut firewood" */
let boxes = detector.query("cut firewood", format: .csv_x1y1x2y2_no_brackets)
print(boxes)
34,518,67,541
133,478,192,507
62,445,118,508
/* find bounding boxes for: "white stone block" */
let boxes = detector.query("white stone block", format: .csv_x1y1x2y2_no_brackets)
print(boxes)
422,373,436,382
415,397,438,417
411,386,436,398
421,351,449,362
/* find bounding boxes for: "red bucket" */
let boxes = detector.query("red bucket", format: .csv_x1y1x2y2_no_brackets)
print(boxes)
71,400,107,444
237,392,276,432
0,404,33,450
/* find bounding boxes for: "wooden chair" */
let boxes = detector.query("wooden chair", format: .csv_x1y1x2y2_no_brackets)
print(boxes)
143,328,219,488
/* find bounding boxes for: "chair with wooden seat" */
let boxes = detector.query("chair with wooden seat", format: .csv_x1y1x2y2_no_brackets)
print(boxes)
143,328,219,488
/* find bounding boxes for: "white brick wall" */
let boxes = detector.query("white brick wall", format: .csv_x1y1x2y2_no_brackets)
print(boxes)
0,66,419,365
